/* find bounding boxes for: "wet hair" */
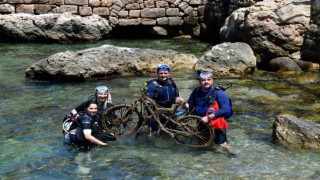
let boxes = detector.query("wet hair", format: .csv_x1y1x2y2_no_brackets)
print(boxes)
84,99,97,109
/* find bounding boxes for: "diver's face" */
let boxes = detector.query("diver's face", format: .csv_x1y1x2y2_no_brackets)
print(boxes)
157,70,170,82
96,91,107,103
199,77,213,91
86,103,98,116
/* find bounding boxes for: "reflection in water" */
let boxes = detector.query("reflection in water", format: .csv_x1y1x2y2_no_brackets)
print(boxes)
0,40,319,179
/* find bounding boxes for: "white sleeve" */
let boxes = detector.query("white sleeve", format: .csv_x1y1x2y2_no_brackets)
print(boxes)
83,129,92,135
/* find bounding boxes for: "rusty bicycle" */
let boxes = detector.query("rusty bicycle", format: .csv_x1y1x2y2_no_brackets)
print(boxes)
100,87,214,147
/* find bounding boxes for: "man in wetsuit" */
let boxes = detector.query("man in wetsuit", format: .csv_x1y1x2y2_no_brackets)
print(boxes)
177,72,235,155
146,64,180,135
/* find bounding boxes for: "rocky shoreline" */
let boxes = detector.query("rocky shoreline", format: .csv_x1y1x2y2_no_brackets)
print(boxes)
0,0,319,72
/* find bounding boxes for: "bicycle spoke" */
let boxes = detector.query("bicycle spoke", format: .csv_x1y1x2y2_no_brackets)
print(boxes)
101,105,142,136
174,115,214,147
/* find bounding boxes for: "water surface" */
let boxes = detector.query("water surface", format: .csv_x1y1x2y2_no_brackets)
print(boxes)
0,39,319,179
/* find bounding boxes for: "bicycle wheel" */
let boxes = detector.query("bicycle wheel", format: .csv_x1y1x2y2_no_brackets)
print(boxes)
174,115,214,147
101,104,143,136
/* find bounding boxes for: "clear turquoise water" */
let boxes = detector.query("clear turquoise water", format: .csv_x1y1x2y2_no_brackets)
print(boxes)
0,39,319,179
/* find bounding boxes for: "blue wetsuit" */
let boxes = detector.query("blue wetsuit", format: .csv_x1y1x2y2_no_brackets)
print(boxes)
146,78,179,131
187,86,232,145
146,79,178,108
187,86,231,117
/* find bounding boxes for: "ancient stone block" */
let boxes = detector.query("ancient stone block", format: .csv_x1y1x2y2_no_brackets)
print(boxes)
89,0,100,7
93,7,109,15
144,0,154,8
189,0,205,5
0,4,14,13
125,3,139,10
65,0,88,5
156,1,168,8
157,17,168,25
173,0,181,6
48,0,63,5
16,4,34,13
184,16,198,24
120,0,130,5
34,4,56,14
110,8,118,16
79,6,92,15
109,16,118,26
118,18,141,25
189,9,197,16
139,3,144,9
102,0,112,7
141,18,156,25
129,10,140,17
183,6,193,15
56,5,78,14
166,8,179,16
178,2,188,11
8,0,48,3
114,0,124,8
141,8,165,18
168,16,182,25
111,4,121,11
118,10,128,17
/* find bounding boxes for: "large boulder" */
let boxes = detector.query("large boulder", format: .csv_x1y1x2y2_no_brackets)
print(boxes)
301,0,320,62
220,0,310,66
273,114,320,150
195,42,256,76
0,13,111,43
25,44,197,81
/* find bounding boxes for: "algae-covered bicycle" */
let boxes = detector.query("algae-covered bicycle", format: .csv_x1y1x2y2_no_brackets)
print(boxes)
101,88,214,147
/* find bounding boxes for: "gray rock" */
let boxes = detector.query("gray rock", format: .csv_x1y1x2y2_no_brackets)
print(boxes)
195,42,256,76
220,0,310,63
0,12,111,43
25,44,197,81
269,57,302,72
273,114,320,150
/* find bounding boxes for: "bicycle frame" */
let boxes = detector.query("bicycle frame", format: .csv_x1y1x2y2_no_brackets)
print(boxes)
123,90,194,138
101,88,215,147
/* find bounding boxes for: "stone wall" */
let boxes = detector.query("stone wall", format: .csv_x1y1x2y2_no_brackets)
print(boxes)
0,0,207,28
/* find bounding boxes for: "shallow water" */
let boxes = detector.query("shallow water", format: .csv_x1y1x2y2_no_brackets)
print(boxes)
0,39,319,179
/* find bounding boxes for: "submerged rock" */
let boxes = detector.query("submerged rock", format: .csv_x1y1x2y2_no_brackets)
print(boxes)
273,114,320,150
269,57,302,72
25,44,197,81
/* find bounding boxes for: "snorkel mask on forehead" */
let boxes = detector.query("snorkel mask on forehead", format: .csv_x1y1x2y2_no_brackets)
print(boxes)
157,64,171,72
199,72,213,79
95,86,108,93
